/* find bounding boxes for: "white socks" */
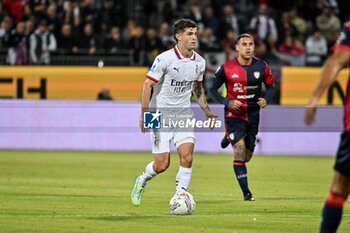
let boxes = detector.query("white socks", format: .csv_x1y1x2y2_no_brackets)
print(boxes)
138,161,157,187
176,166,192,192
138,163,192,192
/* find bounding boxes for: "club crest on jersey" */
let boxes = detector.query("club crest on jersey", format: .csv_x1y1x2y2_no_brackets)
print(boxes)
253,71,260,79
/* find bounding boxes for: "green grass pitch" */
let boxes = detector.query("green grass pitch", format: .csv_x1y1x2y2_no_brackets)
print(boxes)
0,150,349,233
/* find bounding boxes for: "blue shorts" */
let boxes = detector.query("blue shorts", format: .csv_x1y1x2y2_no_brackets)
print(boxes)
225,118,259,152
334,131,350,176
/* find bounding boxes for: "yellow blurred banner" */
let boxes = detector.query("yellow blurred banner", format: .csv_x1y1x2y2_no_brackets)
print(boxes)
281,67,349,105
1,66,348,104
0,66,148,100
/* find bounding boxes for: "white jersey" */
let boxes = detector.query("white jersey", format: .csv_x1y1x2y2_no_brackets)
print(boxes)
146,45,206,109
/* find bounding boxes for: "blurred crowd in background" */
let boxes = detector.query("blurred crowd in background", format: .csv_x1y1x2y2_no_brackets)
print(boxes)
0,0,350,66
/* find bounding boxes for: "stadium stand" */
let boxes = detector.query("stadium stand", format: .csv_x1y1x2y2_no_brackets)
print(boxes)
0,0,349,105
1,0,349,66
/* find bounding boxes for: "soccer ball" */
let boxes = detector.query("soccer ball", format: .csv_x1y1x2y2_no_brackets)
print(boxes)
169,191,196,215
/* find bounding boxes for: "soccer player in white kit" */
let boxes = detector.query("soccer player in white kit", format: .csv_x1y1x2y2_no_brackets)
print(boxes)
131,19,217,206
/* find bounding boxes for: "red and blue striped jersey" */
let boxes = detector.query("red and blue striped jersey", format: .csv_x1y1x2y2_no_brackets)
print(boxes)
213,57,274,121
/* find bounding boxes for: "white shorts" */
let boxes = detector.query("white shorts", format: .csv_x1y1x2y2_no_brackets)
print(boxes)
150,130,195,154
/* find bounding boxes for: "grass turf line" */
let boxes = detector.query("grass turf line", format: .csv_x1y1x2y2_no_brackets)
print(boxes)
0,151,349,233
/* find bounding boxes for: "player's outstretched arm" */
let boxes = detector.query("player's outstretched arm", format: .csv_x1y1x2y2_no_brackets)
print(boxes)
304,48,350,125
139,78,156,132
193,82,217,119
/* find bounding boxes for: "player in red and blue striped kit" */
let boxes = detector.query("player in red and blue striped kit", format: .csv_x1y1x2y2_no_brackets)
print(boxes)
209,34,275,201
305,21,350,233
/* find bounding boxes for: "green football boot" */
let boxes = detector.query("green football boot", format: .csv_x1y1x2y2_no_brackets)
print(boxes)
131,176,144,206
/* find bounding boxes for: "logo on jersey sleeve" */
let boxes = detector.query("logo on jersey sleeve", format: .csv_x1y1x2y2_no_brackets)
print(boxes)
150,64,157,72
336,31,346,45
229,133,235,141
214,66,221,75
150,58,161,73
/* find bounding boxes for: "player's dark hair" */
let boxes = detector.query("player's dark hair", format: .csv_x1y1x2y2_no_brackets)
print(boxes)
237,33,254,43
172,19,197,42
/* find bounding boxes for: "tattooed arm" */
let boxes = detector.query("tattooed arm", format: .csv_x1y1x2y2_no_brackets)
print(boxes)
192,81,217,119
